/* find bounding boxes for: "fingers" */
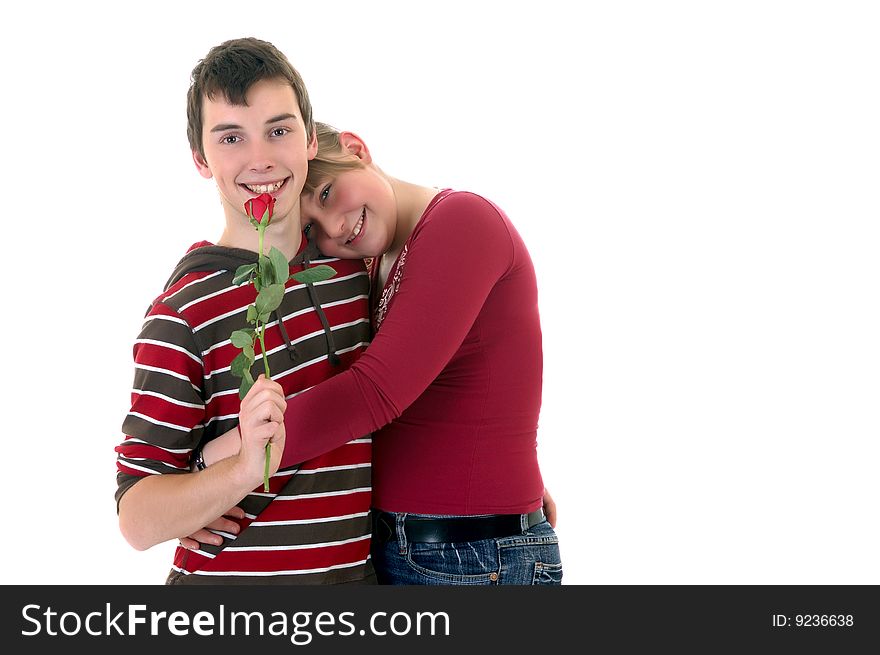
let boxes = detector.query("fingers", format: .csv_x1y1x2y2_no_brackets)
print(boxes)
242,403,284,431
542,488,558,528
204,516,242,536
239,375,287,447
269,421,286,445
235,376,287,481
240,375,287,415
266,423,286,476
178,507,245,551
179,519,243,550
240,409,283,441
179,529,218,550
242,420,283,448
190,528,223,547
223,506,246,520
545,505,557,529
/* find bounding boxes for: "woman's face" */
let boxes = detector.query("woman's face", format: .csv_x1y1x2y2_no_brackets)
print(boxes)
300,167,396,259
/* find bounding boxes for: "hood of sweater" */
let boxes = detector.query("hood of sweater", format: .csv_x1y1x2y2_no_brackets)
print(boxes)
162,229,340,366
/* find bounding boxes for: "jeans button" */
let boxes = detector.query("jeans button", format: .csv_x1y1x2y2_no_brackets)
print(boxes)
489,572,498,581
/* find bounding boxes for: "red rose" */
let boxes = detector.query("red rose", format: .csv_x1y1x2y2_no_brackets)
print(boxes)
244,193,275,225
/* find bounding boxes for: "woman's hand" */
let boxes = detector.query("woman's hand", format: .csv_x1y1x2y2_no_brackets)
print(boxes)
542,488,557,528
178,506,246,550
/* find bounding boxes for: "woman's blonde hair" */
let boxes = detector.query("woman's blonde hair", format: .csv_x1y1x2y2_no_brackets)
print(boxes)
304,122,365,196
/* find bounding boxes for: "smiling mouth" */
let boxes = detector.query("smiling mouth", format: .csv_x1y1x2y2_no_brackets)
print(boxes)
346,207,367,245
241,178,289,195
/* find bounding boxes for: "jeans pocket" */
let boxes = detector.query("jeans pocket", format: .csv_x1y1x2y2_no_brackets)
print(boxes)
532,561,563,585
406,540,499,585
496,521,562,585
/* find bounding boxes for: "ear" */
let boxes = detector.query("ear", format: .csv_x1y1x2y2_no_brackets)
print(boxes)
306,129,318,161
338,131,372,164
192,150,213,180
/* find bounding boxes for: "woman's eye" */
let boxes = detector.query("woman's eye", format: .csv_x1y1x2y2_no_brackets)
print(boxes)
320,185,332,204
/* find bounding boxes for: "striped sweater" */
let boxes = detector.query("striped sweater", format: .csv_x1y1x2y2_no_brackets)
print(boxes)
115,237,374,584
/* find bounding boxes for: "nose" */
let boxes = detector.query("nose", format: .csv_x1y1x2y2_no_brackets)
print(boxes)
302,199,347,241
313,215,348,242
247,142,274,173
331,214,348,239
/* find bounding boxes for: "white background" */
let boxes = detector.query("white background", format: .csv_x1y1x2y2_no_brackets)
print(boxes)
1,0,877,585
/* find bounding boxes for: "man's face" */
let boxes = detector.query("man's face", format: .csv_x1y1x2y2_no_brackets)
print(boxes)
193,78,316,228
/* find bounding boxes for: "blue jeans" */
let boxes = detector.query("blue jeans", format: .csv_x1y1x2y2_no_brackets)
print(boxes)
371,512,563,585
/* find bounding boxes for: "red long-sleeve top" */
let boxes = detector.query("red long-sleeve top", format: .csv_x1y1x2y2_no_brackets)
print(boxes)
282,190,544,514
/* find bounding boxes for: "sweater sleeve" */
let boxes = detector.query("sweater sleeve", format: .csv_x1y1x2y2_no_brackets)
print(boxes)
281,192,514,466
115,302,206,504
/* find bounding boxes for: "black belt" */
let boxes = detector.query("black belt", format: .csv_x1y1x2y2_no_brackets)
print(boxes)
373,509,545,544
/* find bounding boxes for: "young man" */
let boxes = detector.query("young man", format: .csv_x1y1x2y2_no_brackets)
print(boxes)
115,38,374,585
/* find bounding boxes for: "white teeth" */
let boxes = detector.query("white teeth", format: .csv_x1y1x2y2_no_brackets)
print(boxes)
347,210,365,243
245,180,284,193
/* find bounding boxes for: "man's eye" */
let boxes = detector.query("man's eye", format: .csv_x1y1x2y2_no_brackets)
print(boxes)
271,127,289,137
320,184,332,204
222,135,240,145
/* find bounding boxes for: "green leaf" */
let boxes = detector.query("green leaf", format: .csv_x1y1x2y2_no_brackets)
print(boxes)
259,254,275,285
230,351,250,378
255,283,285,315
238,373,255,400
258,312,272,325
243,342,255,361
232,264,257,286
249,217,260,230
246,304,258,323
254,276,263,293
269,247,290,287
290,264,337,285
230,329,255,348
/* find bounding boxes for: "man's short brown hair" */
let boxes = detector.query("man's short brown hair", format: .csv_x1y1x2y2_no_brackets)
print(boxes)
186,37,314,159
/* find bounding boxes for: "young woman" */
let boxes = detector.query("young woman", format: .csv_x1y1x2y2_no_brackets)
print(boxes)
194,123,562,585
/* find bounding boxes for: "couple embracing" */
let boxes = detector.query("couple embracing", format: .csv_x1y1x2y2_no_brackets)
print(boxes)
116,37,561,586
